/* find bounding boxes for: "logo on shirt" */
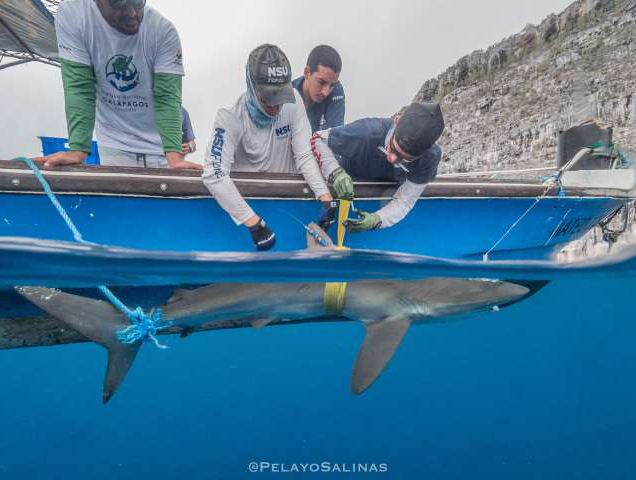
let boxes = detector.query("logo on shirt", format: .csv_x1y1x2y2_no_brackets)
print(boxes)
275,125,291,138
331,95,344,102
106,55,140,92
209,128,226,179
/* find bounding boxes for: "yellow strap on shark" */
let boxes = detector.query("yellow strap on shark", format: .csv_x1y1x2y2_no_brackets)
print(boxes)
324,200,351,315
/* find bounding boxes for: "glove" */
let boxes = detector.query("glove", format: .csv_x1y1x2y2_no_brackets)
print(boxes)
328,167,354,200
248,219,276,251
344,211,382,233
317,200,338,231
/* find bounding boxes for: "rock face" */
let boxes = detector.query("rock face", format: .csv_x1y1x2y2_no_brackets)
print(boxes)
412,0,636,257
413,0,636,176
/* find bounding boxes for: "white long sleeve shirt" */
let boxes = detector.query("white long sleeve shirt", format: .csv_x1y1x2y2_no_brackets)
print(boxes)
203,90,330,225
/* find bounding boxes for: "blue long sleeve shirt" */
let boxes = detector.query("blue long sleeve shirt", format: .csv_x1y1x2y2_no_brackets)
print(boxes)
327,117,442,185
292,76,345,133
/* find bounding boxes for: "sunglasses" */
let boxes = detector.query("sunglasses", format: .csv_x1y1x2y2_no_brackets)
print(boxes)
109,0,146,10
378,135,416,168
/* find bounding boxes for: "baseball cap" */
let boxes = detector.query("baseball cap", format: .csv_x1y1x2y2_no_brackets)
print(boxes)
248,44,296,106
395,103,445,157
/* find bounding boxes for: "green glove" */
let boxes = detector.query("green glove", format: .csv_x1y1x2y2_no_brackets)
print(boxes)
344,211,382,233
329,167,354,200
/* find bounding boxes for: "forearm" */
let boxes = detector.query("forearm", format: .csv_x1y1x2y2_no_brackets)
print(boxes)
377,181,427,228
202,175,256,225
61,59,96,153
310,132,341,180
296,152,331,199
153,73,183,154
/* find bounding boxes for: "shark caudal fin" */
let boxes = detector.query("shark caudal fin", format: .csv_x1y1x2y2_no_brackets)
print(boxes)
305,223,335,250
15,287,140,404
351,316,412,395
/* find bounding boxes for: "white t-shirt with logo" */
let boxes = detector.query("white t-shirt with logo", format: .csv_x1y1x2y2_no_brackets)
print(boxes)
202,89,330,225
55,0,184,155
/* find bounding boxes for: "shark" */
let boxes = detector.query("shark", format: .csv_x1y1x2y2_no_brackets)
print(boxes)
14,225,532,403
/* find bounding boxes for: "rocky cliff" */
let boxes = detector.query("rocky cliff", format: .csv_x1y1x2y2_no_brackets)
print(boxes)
413,0,636,257
414,0,636,176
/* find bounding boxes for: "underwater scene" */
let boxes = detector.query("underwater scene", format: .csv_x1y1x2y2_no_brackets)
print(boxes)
0,241,634,479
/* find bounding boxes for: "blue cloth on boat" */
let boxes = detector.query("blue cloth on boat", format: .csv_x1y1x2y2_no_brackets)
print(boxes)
181,106,195,143
292,76,345,132
326,117,441,185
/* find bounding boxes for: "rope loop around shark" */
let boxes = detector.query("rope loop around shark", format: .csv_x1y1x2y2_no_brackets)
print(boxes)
14,224,535,404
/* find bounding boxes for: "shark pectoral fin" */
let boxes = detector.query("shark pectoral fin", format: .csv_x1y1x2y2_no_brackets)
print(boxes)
250,317,276,329
351,316,412,395
103,341,141,404
15,287,138,403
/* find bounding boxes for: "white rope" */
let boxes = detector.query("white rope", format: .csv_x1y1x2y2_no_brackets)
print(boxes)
438,166,556,178
482,179,558,262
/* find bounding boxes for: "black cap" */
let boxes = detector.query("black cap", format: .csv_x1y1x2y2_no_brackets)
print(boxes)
248,44,296,106
395,103,445,157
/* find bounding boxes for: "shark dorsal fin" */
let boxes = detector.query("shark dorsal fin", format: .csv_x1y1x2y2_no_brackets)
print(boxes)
306,223,335,250
351,316,412,395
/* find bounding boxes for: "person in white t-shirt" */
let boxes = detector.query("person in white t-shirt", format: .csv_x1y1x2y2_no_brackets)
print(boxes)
37,0,201,170
203,44,354,251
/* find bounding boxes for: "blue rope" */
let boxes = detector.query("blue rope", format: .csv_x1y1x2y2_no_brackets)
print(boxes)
541,173,566,197
16,157,172,348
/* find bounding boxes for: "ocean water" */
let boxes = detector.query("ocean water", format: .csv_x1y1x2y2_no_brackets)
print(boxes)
0,249,635,478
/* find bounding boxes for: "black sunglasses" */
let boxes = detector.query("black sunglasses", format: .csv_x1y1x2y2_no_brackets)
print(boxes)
388,135,416,164
109,0,146,10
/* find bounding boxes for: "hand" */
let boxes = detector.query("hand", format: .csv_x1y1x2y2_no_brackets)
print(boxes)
317,200,338,231
181,140,197,155
344,210,382,233
329,167,354,200
32,151,87,167
248,218,276,251
166,151,203,171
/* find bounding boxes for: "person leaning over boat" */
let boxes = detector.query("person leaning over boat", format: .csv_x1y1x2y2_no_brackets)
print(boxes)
311,102,445,232
292,45,345,133
36,0,201,170
202,44,354,251
181,106,196,156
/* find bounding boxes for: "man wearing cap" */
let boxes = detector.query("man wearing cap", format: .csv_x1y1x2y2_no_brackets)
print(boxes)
311,103,445,231
292,45,345,132
202,44,353,251
38,0,201,170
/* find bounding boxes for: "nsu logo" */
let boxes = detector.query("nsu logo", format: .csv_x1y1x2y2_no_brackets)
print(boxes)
268,66,289,78
275,125,291,138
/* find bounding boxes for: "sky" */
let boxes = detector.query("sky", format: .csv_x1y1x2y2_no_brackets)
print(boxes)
0,0,575,162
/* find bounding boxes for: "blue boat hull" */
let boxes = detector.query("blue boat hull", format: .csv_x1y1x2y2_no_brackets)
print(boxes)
0,193,624,260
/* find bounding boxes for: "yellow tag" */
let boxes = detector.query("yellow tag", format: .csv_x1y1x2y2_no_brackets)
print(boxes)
323,200,351,314
337,200,350,248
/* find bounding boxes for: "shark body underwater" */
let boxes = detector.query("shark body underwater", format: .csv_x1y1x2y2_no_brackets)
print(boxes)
12,225,538,403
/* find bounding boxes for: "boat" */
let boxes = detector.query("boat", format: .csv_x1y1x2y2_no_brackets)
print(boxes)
2,1,634,265
1,145,634,261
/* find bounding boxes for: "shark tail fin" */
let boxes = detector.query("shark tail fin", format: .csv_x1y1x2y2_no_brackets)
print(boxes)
15,287,140,404
351,316,412,395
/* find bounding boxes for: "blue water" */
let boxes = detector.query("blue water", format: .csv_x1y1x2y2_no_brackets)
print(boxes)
0,247,635,478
